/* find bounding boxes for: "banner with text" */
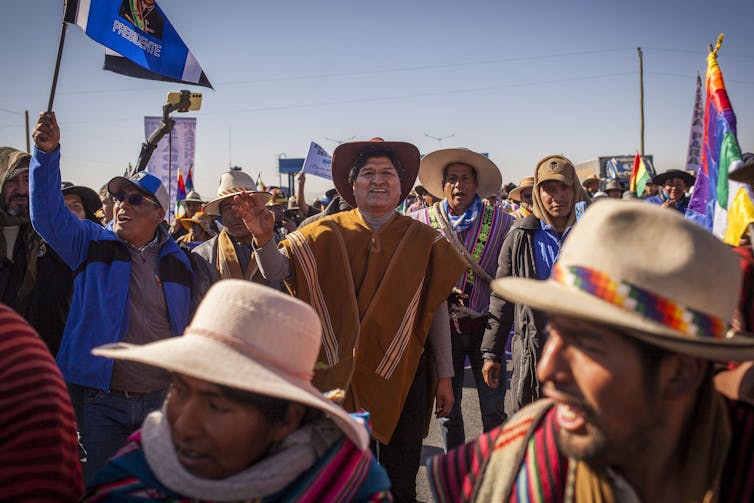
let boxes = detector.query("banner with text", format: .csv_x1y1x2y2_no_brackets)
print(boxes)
301,142,332,181
144,116,196,220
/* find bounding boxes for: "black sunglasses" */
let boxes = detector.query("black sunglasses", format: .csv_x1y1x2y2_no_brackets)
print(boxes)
111,192,159,207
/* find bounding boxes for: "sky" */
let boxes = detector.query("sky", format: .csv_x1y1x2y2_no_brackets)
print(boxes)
1,0,754,202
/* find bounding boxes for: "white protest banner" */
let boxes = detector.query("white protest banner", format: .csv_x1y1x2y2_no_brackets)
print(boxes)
685,74,704,174
144,116,196,220
301,141,332,181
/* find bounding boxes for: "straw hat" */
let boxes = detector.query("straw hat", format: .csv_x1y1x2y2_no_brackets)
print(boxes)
265,188,288,207
179,211,213,232
331,138,420,208
204,168,272,215
491,199,754,362
508,176,535,202
604,179,623,192
93,280,369,450
181,190,205,204
418,148,502,199
581,174,599,188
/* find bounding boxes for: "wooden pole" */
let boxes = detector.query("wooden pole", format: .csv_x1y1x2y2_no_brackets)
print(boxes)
47,22,68,112
24,111,30,153
638,47,645,156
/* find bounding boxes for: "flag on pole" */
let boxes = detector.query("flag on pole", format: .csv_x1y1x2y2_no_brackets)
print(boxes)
256,174,267,192
685,34,753,244
185,164,195,192
301,142,333,181
629,151,651,197
64,0,212,88
175,168,186,218
685,74,704,174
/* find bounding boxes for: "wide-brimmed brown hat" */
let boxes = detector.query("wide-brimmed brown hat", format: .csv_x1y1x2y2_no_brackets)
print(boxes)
581,174,599,188
204,168,271,215
418,148,502,199
93,280,369,450
492,199,754,362
508,177,535,202
179,211,213,232
331,138,420,208
652,169,694,187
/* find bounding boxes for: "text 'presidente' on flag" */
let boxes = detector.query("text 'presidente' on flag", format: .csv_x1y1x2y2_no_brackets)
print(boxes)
112,19,161,57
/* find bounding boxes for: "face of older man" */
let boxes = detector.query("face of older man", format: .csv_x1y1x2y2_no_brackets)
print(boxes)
352,156,402,217
3,171,29,216
112,186,164,248
443,163,478,215
220,200,252,242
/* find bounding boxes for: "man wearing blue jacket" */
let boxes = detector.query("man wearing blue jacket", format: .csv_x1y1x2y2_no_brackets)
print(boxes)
31,112,194,483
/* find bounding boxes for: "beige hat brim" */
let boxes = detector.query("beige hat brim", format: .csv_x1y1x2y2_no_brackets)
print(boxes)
419,149,502,199
204,191,272,216
508,183,534,202
93,335,369,450
492,277,754,362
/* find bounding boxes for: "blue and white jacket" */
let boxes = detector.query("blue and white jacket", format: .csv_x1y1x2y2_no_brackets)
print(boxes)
30,147,193,391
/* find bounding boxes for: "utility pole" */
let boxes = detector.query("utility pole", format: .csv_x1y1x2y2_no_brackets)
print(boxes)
638,47,645,156
324,135,355,145
424,132,455,149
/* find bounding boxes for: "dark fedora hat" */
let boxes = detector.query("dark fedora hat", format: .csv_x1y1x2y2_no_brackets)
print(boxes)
652,169,694,187
61,181,102,216
331,138,420,208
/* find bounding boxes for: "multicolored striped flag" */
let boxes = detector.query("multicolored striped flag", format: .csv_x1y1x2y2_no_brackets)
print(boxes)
629,151,651,197
685,34,754,244
175,169,186,218
185,164,194,192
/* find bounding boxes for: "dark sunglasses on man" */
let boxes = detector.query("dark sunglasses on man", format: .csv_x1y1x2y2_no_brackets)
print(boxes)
110,192,159,207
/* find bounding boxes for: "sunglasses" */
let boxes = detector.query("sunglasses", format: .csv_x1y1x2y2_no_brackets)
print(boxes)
111,192,159,207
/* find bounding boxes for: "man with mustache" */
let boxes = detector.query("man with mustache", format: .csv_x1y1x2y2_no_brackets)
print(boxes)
0,147,75,356
30,112,195,483
429,200,754,502
481,155,590,419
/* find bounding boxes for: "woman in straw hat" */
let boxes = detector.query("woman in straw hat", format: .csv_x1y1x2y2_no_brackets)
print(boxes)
83,280,391,502
481,155,590,419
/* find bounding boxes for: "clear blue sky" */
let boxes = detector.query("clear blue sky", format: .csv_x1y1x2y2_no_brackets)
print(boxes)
1,0,753,201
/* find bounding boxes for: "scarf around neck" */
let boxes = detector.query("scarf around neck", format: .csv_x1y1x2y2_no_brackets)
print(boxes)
217,228,257,280
443,195,483,232
141,410,344,501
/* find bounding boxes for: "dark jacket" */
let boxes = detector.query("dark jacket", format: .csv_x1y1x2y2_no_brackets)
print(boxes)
481,215,549,417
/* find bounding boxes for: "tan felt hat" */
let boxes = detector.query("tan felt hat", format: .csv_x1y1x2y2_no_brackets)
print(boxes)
418,148,502,199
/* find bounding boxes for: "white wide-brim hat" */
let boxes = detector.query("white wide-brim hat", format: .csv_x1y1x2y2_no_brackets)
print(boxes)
492,199,754,362
419,148,502,199
204,169,271,215
93,280,369,450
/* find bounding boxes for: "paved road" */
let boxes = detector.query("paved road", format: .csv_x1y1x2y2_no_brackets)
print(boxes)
415,367,491,502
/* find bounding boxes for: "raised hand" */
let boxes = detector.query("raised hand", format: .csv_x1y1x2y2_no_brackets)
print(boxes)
233,192,275,246
32,112,60,153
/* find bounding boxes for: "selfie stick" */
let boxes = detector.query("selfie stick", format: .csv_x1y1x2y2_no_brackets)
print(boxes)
47,22,68,112
130,90,193,176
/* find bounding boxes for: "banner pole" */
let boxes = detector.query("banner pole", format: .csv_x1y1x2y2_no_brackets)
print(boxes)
47,22,68,112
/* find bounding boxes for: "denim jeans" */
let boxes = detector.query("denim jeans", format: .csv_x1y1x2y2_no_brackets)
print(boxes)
438,329,505,451
67,383,166,485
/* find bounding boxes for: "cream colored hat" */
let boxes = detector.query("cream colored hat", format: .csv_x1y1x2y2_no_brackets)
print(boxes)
418,148,502,199
204,168,271,215
492,199,754,361
508,176,535,202
93,280,369,450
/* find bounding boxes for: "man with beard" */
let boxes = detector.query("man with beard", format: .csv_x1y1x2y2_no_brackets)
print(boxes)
0,147,74,355
429,200,754,502
30,112,195,483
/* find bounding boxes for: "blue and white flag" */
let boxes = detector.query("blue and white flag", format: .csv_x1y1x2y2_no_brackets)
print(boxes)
64,0,212,88
301,142,333,181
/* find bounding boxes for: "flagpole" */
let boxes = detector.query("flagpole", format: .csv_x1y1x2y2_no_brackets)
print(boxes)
48,22,68,112
637,47,644,156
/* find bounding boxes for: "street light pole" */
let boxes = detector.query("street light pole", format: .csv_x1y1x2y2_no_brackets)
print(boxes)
424,132,455,149
324,135,356,145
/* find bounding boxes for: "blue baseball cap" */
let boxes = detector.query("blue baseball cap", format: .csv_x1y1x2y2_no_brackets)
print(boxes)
107,171,169,211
